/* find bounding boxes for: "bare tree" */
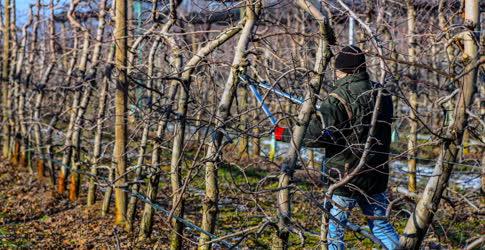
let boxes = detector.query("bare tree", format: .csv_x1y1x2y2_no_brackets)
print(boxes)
198,1,262,248
2,0,11,159
406,0,418,193
399,0,480,247
87,0,111,206
271,1,333,249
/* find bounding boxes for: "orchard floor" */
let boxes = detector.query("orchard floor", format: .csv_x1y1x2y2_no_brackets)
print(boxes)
0,156,483,249
0,161,170,249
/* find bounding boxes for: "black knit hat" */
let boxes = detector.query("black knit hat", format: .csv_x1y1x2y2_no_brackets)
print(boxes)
334,45,366,74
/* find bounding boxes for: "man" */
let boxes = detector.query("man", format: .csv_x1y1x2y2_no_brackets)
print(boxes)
274,45,399,249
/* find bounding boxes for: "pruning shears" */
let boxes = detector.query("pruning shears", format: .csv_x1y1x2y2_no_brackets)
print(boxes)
238,73,310,125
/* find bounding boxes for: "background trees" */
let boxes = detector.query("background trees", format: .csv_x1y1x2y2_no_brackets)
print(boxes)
0,0,483,249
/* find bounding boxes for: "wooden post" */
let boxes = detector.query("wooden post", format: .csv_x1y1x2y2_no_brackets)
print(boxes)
2,0,11,159
113,0,128,225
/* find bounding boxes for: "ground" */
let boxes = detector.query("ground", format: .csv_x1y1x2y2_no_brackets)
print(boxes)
0,155,482,249
0,161,172,249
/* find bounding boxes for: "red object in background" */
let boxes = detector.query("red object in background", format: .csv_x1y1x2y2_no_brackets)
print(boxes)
274,126,286,141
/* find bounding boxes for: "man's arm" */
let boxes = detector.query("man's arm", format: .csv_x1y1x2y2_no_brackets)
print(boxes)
275,96,349,148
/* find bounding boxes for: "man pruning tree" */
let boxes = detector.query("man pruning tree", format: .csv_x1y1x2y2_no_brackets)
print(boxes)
274,45,399,249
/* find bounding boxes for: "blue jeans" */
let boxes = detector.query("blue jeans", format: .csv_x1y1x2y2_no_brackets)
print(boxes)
327,192,399,250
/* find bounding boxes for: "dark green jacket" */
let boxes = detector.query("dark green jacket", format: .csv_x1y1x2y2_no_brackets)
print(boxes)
280,71,393,197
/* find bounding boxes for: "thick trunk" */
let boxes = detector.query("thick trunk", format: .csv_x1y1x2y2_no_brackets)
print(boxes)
199,2,260,248
272,1,332,248
113,0,129,225
399,0,479,247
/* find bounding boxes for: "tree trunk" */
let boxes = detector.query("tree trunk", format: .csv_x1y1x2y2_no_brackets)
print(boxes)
113,0,129,226
58,33,79,194
7,0,17,163
138,81,179,238
238,85,249,157
138,1,181,238
69,0,107,201
69,29,90,201
169,51,186,250
406,0,418,193
13,7,33,169
272,1,332,248
2,0,11,159
126,37,160,232
199,2,261,248
481,151,485,199
88,44,114,206
399,0,479,247
43,1,59,183
102,166,115,216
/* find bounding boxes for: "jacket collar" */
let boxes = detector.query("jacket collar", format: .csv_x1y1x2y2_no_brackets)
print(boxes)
334,71,369,87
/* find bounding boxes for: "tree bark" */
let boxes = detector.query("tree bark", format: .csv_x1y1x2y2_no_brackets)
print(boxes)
57,31,79,194
138,81,179,239
2,0,11,159
169,46,185,250
272,1,333,249
7,0,17,162
88,45,114,206
126,36,160,232
113,0,129,225
406,0,418,193
197,2,261,249
67,0,92,201
399,0,479,247
69,0,107,201
138,1,181,239
13,7,33,169
238,84,249,157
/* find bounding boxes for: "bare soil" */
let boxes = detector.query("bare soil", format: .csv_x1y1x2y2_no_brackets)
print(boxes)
0,161,170,249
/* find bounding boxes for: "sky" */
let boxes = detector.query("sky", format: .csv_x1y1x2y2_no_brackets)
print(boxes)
15,0,33,22
10,0,69,25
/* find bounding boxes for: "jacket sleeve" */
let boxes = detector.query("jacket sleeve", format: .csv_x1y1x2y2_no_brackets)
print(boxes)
275,96,349,148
